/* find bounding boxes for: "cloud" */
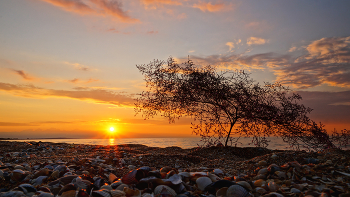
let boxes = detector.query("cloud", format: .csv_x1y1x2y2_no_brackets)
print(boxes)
40,0,139,23
140,0,183,6
183,52,288,71
0,122,37,126
185,36,350,89
66,78,99,84
288,46,297,52
192,1,230,12
64,62,95,71
0,82,134,107
226,42,234,51
147,30,158,34
276,36,350,88
11,69,35,81
247,37,268,46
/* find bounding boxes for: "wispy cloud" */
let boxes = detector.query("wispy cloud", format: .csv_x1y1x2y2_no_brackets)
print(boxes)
226,42,234,51
64,62,95,71
247,37,268,46
66,78,99,84
0,82,134,107
192,1,230,12
40,0,139,23
184,36,350,89
0,122,37,126
11,69,36,81
140,0,183,7
183,52,288,70
277,36,350,88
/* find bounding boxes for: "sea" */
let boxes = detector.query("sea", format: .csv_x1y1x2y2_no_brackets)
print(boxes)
10,137,297,150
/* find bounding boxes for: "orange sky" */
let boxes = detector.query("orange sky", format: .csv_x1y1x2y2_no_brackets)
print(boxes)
0,0,350,139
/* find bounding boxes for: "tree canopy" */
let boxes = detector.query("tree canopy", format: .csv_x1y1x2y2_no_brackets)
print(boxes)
135,57,335,150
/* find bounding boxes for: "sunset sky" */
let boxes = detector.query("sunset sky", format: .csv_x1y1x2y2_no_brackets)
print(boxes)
1,0,350,139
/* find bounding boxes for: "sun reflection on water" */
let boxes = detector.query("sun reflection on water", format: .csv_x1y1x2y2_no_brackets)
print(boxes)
109,138,115,146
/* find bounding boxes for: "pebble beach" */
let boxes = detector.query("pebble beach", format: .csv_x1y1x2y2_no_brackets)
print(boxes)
0,140,350,197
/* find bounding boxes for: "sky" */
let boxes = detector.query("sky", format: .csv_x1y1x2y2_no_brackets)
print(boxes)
0,0,350,139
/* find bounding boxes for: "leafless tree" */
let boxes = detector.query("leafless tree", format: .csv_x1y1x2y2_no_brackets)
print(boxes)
135,57,335,149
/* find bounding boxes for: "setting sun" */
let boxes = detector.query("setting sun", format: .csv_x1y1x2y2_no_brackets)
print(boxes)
109,127,115,132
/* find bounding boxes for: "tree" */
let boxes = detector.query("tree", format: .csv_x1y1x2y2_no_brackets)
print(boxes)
135,57,335,149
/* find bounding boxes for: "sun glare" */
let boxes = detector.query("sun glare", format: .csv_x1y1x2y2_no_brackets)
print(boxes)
109,127,115,132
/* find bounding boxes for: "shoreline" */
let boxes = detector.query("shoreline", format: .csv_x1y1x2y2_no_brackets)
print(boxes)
1,140,350,196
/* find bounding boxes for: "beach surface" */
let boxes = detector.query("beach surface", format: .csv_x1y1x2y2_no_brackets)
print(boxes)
0,140,349,196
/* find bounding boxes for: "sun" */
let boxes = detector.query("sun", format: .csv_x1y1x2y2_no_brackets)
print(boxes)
109,127,115,133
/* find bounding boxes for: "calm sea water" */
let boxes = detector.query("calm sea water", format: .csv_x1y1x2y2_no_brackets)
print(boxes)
12,137,294,150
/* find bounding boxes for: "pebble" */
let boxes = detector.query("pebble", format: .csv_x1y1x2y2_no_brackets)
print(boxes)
0,141,349,197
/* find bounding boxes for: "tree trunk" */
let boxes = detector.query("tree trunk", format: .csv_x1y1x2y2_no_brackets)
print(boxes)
225,123,235,147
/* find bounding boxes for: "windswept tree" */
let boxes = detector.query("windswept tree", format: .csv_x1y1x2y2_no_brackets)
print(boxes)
135,57,335,149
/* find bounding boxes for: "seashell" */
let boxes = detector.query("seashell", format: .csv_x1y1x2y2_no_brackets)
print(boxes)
265,192,283,197
141,193,153,197
59,175,79,185
0,191,27,197
100,185,113,191
267,181,279,192
111,180,123,189
38,192,55,197
14,165,25,170
253,179,266,187
213,169,224,176
204,180,235,195
110,190,126,197
59,189,76,197
257,168,268,175
216,187,228,197
51,170,60,179
275,171,286,179
91,190,111,197
38,186,51,193
34,168,50,178
271,154,278,159
82,171,89,175
178,172,190,178
236,181,252,191
121,170,145,184
54,165,68,173
154,185,176,197
33,176,48,186
74,177,92,190
267,164,280,174
57,184,76,196
254,174,266,180
290,188,301,193
123,187,141,197
116,184,129,191
94,177,106,189
196,177,212,191
166,170,176,179
25,165,32,171
164,174,182,185
257,160,267,167
254,187,266,195
208,173,221,182
109,173,118,183
160,166,172,173
226,185,250,197
11,169,26,182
